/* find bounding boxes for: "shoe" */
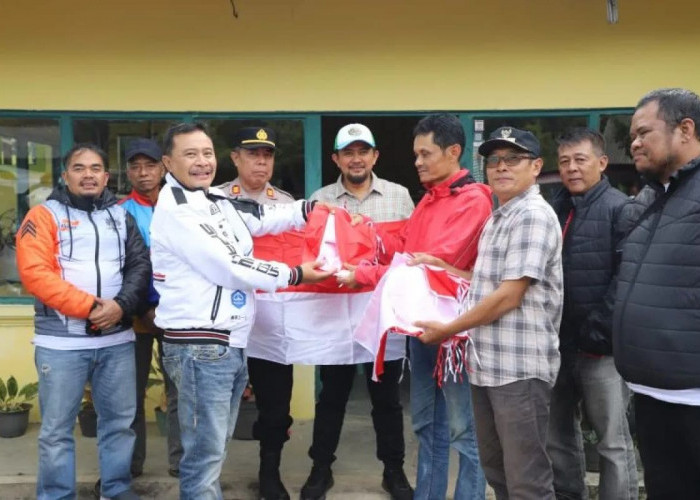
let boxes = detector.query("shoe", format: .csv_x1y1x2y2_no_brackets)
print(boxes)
93,479,101,499
381,467,414,500
130,467,143,479
258,451,290,500
300,464,333,500
168,468,180,478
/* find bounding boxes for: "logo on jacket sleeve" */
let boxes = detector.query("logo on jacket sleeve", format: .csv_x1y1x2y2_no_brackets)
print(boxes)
231,290,246,309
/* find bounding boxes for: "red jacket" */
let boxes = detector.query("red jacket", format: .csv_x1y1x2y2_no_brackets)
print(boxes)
355,169,493,286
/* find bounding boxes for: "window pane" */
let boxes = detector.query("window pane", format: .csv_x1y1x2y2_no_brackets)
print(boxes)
73,120,177,196
0,118,60,297
198,119,305,200
600,114,640,195
474,116,588,200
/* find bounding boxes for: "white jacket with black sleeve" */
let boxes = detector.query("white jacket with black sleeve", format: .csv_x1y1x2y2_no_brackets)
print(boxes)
151,174,312,347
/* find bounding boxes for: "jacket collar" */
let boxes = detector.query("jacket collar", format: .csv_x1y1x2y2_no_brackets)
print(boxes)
124,188,157,207
422,169,473,200
570,177,611,208
48,184,117,211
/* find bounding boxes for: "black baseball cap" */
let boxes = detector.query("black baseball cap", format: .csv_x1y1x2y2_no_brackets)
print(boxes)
478,127,541,157
125,139,162,162
234,127,277,150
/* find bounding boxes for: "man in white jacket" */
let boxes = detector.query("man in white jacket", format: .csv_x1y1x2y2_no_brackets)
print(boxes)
151,123,330,500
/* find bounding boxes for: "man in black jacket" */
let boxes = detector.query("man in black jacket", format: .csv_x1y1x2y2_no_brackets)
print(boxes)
547,129,638,500
614,88,700,499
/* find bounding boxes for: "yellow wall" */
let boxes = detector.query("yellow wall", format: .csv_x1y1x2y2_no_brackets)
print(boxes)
2,0,699,113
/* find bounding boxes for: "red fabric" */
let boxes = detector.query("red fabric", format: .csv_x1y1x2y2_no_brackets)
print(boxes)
355,169,493,287
253,206,406,293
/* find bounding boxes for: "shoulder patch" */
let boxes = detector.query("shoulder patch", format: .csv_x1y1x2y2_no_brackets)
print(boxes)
172,187,188,205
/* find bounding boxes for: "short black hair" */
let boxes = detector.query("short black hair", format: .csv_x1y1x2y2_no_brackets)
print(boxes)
62,143,108,170
163,123,210,155
637,88,700,140
413,114,466,159
557,128,606,157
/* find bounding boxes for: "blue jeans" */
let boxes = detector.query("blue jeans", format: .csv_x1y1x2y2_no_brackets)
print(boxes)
35,342,137,500
162,343,248,500
409,338,485,500
548,353,638,500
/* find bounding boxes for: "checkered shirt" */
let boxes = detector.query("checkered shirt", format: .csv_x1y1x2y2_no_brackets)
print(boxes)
309,173,414,222
467,184,563,387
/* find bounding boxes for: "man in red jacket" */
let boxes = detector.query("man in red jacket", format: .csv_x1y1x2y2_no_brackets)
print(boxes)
339,114,492,500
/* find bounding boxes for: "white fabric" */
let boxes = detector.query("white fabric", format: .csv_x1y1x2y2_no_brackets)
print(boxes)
247,291,407,364
627,383,700,406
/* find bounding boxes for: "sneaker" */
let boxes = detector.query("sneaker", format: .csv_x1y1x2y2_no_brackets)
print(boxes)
381,467,414,500
168,468,180,478
93,479,101,499
300,464,333,500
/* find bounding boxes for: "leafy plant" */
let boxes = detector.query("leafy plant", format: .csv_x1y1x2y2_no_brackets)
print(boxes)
0,375,38,413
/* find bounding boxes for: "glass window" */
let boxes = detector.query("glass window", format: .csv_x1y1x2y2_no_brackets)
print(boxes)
73,119,177,196
0,118,60,297
473,116,588,200
199,119,306,200
600,114,640,195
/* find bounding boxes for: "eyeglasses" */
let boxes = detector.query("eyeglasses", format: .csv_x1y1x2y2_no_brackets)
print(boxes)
484,154,534,168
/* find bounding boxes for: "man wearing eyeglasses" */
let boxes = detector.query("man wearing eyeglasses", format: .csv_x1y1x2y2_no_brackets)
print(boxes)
416,127,563,499
119,139,182,480
547,129,637,500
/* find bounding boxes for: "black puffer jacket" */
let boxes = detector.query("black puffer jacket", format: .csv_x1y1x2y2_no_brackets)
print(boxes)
613,157,700,389
550,177,629,355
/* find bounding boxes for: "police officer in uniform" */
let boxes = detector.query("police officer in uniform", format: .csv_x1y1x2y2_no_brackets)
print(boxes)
218,127,295,204
218,126,295,500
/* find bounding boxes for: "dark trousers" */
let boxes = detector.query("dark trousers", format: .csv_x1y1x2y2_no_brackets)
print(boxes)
247,357,294,453
309,359,405,469
471,379,555,500
635,393,700,499
132,333,182,472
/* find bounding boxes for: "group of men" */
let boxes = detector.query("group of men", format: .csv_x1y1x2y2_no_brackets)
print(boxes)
15,87,700,500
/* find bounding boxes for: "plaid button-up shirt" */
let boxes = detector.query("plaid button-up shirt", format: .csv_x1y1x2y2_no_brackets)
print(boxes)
467,184,563,387
309,173,414,222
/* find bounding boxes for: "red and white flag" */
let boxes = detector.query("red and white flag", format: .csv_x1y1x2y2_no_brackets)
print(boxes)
353,253,477,384
247,206,408,365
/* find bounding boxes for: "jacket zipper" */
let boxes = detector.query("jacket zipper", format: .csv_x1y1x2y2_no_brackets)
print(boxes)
87,208,102,297
210,285,223,322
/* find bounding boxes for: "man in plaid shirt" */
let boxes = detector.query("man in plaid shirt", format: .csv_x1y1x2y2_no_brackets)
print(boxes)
416,126,563,499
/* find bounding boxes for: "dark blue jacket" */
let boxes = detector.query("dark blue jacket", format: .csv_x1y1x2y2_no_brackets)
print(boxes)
614,156,700,389
550,177,628,355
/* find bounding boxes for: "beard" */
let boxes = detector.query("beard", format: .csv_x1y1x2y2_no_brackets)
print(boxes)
345,171,370,185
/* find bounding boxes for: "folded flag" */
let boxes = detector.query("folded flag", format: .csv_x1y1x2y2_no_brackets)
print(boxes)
353,253,478,385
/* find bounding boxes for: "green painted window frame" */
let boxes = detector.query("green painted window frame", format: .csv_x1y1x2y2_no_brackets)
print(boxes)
0,107,633,304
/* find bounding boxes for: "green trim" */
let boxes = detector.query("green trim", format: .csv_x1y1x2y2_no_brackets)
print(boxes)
303,114,322,197
0,297,34,305
588,112,601,131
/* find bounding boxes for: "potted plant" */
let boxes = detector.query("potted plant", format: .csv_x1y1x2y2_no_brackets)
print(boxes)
77,384,97,438
0,375,39,438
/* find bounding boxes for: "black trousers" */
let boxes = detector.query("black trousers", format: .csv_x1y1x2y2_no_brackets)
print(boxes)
247,357,294,453
635,393,700,499
132,333,182,472
308,359,405,468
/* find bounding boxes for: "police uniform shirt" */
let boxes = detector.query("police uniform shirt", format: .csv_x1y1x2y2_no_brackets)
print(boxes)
217,177,295,205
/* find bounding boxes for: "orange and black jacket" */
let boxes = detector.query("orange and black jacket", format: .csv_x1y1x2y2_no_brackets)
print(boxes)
15,185,151,340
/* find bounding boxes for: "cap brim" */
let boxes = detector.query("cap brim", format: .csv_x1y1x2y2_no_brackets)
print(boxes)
335,138,375,151
478,139,532,157
238,141,276,150
126,149,161,162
